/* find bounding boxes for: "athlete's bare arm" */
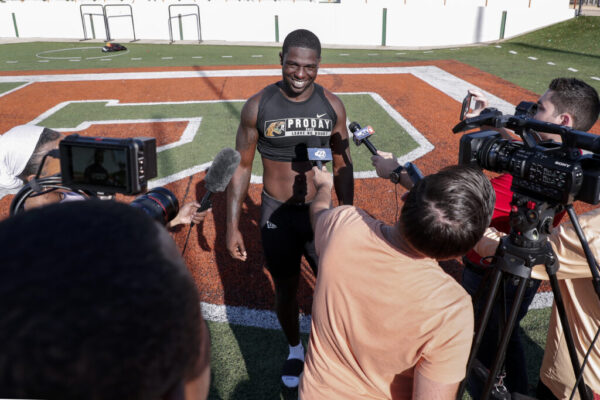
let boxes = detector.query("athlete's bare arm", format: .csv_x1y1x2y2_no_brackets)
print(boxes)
226,93,260,261
325,89,354,205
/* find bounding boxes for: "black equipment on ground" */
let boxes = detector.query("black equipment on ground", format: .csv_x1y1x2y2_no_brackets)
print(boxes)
349,122,378,155
454,105,600,400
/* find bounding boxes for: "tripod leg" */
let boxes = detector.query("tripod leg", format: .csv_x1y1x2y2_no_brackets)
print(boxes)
548,273,591,400
458,268,503,399
482,276,528,400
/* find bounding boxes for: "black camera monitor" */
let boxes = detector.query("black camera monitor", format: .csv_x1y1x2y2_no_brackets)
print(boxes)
59,135,157,195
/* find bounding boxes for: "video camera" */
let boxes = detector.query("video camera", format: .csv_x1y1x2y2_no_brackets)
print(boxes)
10,134,179,225
453,102,600,205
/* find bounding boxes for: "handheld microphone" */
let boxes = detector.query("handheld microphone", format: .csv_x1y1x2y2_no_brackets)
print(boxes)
349,122,378,155
307,147,333,170
198,147,241,211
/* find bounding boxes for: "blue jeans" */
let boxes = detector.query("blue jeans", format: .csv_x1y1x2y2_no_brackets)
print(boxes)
462,264,541,398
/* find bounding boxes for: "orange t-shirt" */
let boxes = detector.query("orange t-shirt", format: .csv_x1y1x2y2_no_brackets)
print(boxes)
299,206,474,399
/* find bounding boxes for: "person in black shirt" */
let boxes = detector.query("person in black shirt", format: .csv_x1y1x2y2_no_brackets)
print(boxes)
226,29,354,388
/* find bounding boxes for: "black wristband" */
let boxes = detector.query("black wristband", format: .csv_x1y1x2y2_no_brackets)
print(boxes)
389,165,404,184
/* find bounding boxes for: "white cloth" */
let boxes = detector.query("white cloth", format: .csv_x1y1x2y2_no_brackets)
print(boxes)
0,125,44,199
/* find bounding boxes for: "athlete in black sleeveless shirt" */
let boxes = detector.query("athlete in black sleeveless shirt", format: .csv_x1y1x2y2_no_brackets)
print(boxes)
226,29,354,389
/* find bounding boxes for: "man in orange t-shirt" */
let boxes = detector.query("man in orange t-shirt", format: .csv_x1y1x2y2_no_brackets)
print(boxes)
299,164,496,399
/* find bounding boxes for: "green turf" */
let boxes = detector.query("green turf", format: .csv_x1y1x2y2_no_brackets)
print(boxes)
207,320,308,400
0,81,25,95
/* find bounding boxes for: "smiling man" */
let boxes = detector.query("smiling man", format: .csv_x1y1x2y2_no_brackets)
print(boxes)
226,29,354,388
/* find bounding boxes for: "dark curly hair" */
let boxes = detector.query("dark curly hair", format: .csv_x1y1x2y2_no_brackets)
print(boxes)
0,200,204,400
282,29,321,58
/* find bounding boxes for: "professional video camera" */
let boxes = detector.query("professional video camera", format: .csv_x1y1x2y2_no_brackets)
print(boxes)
10,134,179,225
454,101,600,205
454,102,600,400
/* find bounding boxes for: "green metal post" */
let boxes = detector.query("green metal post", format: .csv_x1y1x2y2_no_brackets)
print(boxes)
381,8,387,46
499,10,507,39
178,14,183,41
12,13,19,38
90,15,96,39
275,15,279,42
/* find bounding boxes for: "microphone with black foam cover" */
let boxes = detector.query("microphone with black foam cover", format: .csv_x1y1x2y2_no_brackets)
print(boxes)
198,147,241,212
349,122,378,155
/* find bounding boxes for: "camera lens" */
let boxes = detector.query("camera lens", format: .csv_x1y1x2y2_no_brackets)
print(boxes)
130,187,179,225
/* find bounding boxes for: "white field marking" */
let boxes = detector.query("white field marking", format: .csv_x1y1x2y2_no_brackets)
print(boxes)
509,50,518,54
222,55,233,58
528,56,538,60
592,77,600,81
131,58,142,61
38,60,50,63
0,81,34,99
529,292,553,310
340,53,349,56
69,59,81,62
6,61,18,64
342,92,434,179
251,55,263,58
201,302,312,333
368,53,379,56
568,67,578,72
547,62,556,65
396,52,406,55
495,45,502,48
423,50,433,54
450,48,460,51
100,59,111,62
161,57,173,60
203,290,553,330
192,56,203,59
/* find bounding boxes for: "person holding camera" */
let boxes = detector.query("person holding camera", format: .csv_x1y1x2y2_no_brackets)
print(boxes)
0,200,211,400
299,163,495,399
461,78,600,397
225,29,353,388
0,124,208,227
473,207,600,399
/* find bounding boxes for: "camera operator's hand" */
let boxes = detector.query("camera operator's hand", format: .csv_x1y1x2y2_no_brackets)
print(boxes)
312,165,334,192
465,89,489,118
167,201,210,228
371,150,400,179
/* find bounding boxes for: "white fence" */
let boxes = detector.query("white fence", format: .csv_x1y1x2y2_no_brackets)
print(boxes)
0,0,575,47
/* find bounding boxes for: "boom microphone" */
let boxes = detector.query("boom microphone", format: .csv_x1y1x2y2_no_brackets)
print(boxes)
349,122,378,155
198,147,241,211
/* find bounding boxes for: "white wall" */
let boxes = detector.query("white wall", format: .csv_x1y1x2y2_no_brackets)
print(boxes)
0,0,575,47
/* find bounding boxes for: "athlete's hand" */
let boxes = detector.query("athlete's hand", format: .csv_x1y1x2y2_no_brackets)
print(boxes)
371,150,400,179
226,227,247,261
465,89,489,118
312,165,333,191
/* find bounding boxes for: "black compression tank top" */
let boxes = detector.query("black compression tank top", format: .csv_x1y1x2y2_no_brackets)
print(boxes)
256,82,338,162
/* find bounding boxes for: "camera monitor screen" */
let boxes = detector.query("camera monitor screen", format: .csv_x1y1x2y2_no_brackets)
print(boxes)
68,145,128,189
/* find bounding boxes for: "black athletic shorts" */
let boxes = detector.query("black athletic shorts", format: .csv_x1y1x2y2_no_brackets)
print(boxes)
260,191,318,279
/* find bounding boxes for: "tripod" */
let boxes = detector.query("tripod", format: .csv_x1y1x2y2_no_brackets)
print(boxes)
457,193,591,400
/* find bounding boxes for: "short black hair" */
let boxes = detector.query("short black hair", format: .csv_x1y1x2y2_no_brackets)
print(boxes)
548,78,600,131
0,200,203,400
282,29,321,58
400,165,495,259
19,127,62,179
